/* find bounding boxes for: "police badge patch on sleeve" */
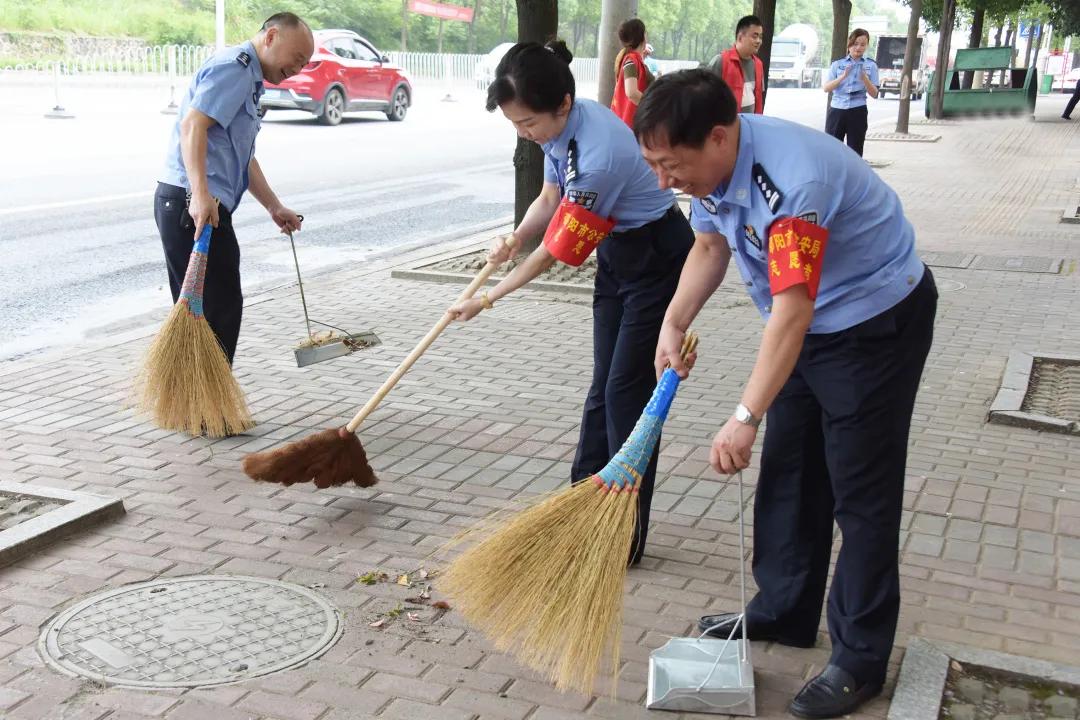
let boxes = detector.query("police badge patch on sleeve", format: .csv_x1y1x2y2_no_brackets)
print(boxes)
752,163,783,213
567,189,598,210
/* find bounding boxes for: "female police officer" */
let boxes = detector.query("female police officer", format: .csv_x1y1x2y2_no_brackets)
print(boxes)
635,69,936,718
449,40,692,564
822,28,879,157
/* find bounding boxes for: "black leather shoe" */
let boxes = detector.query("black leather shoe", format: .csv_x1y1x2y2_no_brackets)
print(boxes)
788,665,882,719
697,613,818,647
697,613,748,639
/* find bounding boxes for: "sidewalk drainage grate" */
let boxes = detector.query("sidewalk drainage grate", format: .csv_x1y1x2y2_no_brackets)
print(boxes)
971,255,1063,274
866,131,941,142
1022,358,1080,427
989,351,1080,435
39,575,342,689
1062,196,1080,224
921,252,975,269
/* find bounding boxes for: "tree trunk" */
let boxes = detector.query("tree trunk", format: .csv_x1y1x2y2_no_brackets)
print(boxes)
829,0,853,115
467,0,483,54
597,0,638,107
1022,19,1034,68
401,0,409,51
1003,14,1017,85
896,0,923,133
513,0,558,247
962,5,985,88
930,0,956,119
500,0,511,42
437,19,445,54
993,20,1003,46
1030,22,1042,69
754,0,777,100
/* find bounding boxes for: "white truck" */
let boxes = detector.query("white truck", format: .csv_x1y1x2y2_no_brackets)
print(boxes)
769,24,819,88
875,34,927,99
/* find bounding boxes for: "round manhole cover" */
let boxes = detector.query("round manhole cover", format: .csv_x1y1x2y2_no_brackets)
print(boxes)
39,575,341,689
937,279,965,292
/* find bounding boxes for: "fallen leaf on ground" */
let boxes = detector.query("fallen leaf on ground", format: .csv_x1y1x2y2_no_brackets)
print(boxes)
407,613,421,622
397,573,411,587
432,600,451,610
368,618,387,629
358,571,388,586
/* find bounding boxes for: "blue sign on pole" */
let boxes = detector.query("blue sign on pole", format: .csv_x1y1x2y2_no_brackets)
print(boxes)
1018,22,1042,39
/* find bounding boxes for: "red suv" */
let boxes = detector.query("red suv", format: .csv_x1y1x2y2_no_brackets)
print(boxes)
260,30,412,126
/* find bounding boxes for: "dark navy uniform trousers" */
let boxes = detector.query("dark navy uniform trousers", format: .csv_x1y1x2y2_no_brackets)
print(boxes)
570,205,693,565
154,182,244,365
745,267,937,686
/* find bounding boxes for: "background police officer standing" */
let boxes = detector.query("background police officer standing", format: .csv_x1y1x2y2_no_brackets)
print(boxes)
822,28,879,157
155,12,313,366
635,69,937,719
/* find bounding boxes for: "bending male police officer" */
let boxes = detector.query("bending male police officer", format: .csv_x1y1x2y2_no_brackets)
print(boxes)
155,12,313,367
635,69,937,719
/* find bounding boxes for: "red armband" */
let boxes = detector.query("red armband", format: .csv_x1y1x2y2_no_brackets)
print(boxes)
766,216,829,299
543,198,616,266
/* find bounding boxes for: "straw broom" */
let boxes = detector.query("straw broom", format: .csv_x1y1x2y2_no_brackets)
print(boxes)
137,225,253,438
438,331,699,697
242,237,518,488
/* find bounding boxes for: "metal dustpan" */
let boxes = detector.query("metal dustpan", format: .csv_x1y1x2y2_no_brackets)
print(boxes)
647,470,756,715
288,226,380,367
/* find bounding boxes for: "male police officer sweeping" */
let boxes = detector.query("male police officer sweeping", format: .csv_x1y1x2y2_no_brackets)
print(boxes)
635,69,937,719
155,12,313,366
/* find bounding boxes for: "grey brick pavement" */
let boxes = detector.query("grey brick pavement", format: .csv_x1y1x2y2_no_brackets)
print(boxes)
0,102,1078,719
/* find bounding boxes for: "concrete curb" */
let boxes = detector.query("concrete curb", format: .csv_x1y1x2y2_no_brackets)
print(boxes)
890,637,1080,720
988,350,1080,435
0,482,125,568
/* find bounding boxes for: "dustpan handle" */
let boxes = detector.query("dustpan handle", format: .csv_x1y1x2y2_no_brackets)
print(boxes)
344,236,518,433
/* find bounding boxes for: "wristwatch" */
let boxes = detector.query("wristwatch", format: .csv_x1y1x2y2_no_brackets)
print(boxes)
734,403,762,428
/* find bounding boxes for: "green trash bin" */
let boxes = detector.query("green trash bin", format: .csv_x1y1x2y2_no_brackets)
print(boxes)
1040,73,1053,94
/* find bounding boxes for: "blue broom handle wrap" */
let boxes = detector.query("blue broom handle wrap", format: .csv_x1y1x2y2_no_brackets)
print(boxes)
192,224,211,254
596,368,683,491
645,368,681,421
178,225,212,314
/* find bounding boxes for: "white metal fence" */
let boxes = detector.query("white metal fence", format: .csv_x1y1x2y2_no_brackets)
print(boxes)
0,45,214,76
1,46,700,84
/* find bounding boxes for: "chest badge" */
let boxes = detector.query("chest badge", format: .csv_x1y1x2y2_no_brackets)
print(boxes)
752,163,783,213
743,224,762,250
701,197,718,214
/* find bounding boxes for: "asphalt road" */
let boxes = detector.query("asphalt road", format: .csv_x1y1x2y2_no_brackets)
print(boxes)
0,76,902,361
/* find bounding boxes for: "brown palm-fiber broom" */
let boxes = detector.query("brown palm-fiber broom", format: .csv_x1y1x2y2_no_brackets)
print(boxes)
137,224,253,438
241,237,518,489
438,331,699,697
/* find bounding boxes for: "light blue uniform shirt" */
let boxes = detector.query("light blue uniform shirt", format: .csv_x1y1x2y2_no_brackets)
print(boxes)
828,55,879,109
542,98,673,232
689,114,924,334
162,41,264,213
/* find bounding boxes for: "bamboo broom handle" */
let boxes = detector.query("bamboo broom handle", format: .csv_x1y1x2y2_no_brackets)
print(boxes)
346,237,518,433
